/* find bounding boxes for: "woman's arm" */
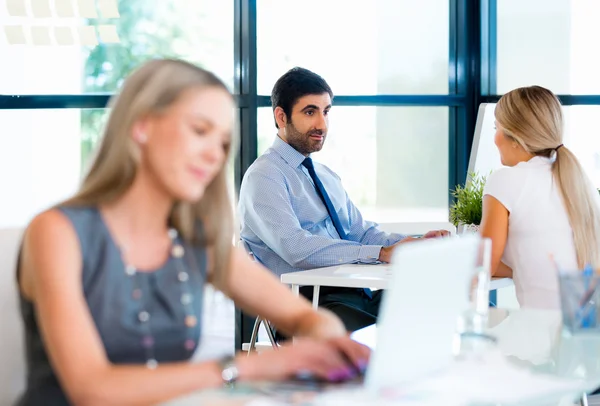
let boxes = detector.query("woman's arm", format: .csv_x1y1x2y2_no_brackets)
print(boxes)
495,262,513,278
480,195,511,278
21,210,364,405
221,247,347,340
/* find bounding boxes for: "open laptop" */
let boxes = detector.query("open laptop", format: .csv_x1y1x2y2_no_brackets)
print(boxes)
352,235,479,390
255,235,480,396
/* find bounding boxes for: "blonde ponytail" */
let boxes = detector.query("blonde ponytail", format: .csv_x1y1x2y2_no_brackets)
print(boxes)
553,146,600,268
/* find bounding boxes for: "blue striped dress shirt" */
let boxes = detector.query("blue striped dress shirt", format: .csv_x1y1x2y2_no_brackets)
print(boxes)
238,136,406,277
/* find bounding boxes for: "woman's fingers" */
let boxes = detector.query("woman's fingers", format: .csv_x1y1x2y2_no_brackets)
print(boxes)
243,336,372,383
280,339,362,381
326,336,370,373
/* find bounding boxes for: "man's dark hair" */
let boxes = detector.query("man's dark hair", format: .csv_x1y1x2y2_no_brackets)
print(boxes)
270,67,333,129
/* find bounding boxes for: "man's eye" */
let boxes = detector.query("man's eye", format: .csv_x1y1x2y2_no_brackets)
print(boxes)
305,110,314,116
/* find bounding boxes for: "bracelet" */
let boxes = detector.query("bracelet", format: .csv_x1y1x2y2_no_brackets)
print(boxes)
218,355,239,387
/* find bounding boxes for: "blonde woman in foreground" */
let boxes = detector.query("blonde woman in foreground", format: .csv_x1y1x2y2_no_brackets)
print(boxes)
480,85,600,309
16,59,368,406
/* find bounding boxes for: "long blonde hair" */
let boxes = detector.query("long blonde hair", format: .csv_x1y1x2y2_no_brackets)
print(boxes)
64,59,235,287
495,85,600,269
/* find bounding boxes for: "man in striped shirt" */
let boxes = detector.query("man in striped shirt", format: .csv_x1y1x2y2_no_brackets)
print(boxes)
238,67,448,333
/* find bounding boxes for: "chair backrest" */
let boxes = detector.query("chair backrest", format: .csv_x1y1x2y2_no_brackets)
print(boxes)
0,228,26,404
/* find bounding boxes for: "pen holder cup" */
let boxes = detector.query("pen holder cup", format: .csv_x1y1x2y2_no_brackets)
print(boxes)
559,271,600,334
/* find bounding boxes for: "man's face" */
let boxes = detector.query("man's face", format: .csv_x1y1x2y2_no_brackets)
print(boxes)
279,93,331,156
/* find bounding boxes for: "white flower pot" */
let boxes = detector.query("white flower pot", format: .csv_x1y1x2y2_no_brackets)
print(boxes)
458,223,480,235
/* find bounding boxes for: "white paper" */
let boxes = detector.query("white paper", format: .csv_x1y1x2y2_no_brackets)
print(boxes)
6,0,27,17
31,26,51,45
76,0,97,18
97,24,119,43
30,0,52,18
53,26,74,46
3,25,26,44
77,25,97,46
54,0,75,17
97,0,119,18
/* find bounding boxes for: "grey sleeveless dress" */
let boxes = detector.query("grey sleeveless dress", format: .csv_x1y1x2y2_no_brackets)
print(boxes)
16,206,207,406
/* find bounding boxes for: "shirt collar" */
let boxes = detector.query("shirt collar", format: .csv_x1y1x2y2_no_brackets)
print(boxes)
526,155,554,165
271,136,307,169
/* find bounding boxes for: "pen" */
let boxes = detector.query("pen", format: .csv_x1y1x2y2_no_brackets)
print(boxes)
578,264,596,328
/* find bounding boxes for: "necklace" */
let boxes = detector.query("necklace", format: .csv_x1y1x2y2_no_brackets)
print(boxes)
121,228,199,369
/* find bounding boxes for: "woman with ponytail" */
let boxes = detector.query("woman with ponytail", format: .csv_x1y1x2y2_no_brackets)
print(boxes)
480,85,600,309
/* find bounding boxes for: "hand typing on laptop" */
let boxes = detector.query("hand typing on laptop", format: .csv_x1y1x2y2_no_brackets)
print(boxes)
378,229,451,263
235,336,370,383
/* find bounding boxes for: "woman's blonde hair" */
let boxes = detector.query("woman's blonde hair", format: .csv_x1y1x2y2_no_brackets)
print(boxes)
495,85,600,269
64,59,235,287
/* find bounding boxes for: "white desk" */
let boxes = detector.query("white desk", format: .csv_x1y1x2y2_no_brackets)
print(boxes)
280,263,514,308
169,309,600,406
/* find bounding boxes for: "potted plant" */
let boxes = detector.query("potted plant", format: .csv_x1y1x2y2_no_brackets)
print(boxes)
450,172,487,234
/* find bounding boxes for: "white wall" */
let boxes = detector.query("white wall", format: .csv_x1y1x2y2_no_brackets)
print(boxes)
0,228,26,404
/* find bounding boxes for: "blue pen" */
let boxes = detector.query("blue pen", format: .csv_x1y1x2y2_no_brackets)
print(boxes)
579,264,596,328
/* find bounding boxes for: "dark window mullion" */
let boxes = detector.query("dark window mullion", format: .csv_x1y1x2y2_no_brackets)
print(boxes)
0,94,112,109
233,0,258,353
480,0,497,96
481,94,600,105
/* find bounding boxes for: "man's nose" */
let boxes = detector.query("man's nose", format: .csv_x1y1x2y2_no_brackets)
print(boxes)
316,112,328,131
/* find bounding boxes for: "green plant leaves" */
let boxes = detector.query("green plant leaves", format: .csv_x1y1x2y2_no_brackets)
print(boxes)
449,172,487,227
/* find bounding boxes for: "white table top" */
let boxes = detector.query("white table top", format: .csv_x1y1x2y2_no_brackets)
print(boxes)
169,308,600,405
280,263,513,291
353,308,600,379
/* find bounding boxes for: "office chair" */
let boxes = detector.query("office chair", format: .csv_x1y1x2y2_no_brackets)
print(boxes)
240,239,279,354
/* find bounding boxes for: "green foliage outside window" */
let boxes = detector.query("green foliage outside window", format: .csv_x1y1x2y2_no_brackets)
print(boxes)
80,0,228,170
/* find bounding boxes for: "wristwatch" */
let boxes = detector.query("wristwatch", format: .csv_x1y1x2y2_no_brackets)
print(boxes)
218,355,239,387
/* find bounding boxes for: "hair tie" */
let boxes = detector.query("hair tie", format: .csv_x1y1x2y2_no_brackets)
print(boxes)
555,144,564,152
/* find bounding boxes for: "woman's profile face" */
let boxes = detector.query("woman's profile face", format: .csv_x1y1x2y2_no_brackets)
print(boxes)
494,120,518,167
139,86,234,202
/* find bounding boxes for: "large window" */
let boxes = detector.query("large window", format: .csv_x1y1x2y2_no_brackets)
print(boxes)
564,106,600,186
257,106,449,223
256,0,449,95
0,0,234,94
0,0,234,228
256,0,453,223
496,0,600,94
486,0,600,192
0,109,103,228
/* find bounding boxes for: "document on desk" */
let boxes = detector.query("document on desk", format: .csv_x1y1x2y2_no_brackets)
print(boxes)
334,264,393,278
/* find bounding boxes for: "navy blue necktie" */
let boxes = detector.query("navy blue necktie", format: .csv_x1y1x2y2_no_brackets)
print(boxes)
302,157,347,239
302,158,373,299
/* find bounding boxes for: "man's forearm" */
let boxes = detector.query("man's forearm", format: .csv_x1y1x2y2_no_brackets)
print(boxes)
287,243,383,269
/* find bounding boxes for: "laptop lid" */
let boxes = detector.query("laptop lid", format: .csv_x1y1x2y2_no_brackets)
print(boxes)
363,235,480,390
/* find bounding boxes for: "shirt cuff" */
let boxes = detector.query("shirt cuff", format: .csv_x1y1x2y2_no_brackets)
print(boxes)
357,245,383,263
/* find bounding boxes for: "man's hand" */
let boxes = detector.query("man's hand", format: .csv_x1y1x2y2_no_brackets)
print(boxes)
377,230,451,263
378,236,419,263
423,229,451,239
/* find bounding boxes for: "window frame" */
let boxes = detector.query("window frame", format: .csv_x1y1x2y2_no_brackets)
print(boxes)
13,0,591,350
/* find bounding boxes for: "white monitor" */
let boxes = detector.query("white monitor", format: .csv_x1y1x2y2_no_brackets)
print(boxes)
467,103,503,180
